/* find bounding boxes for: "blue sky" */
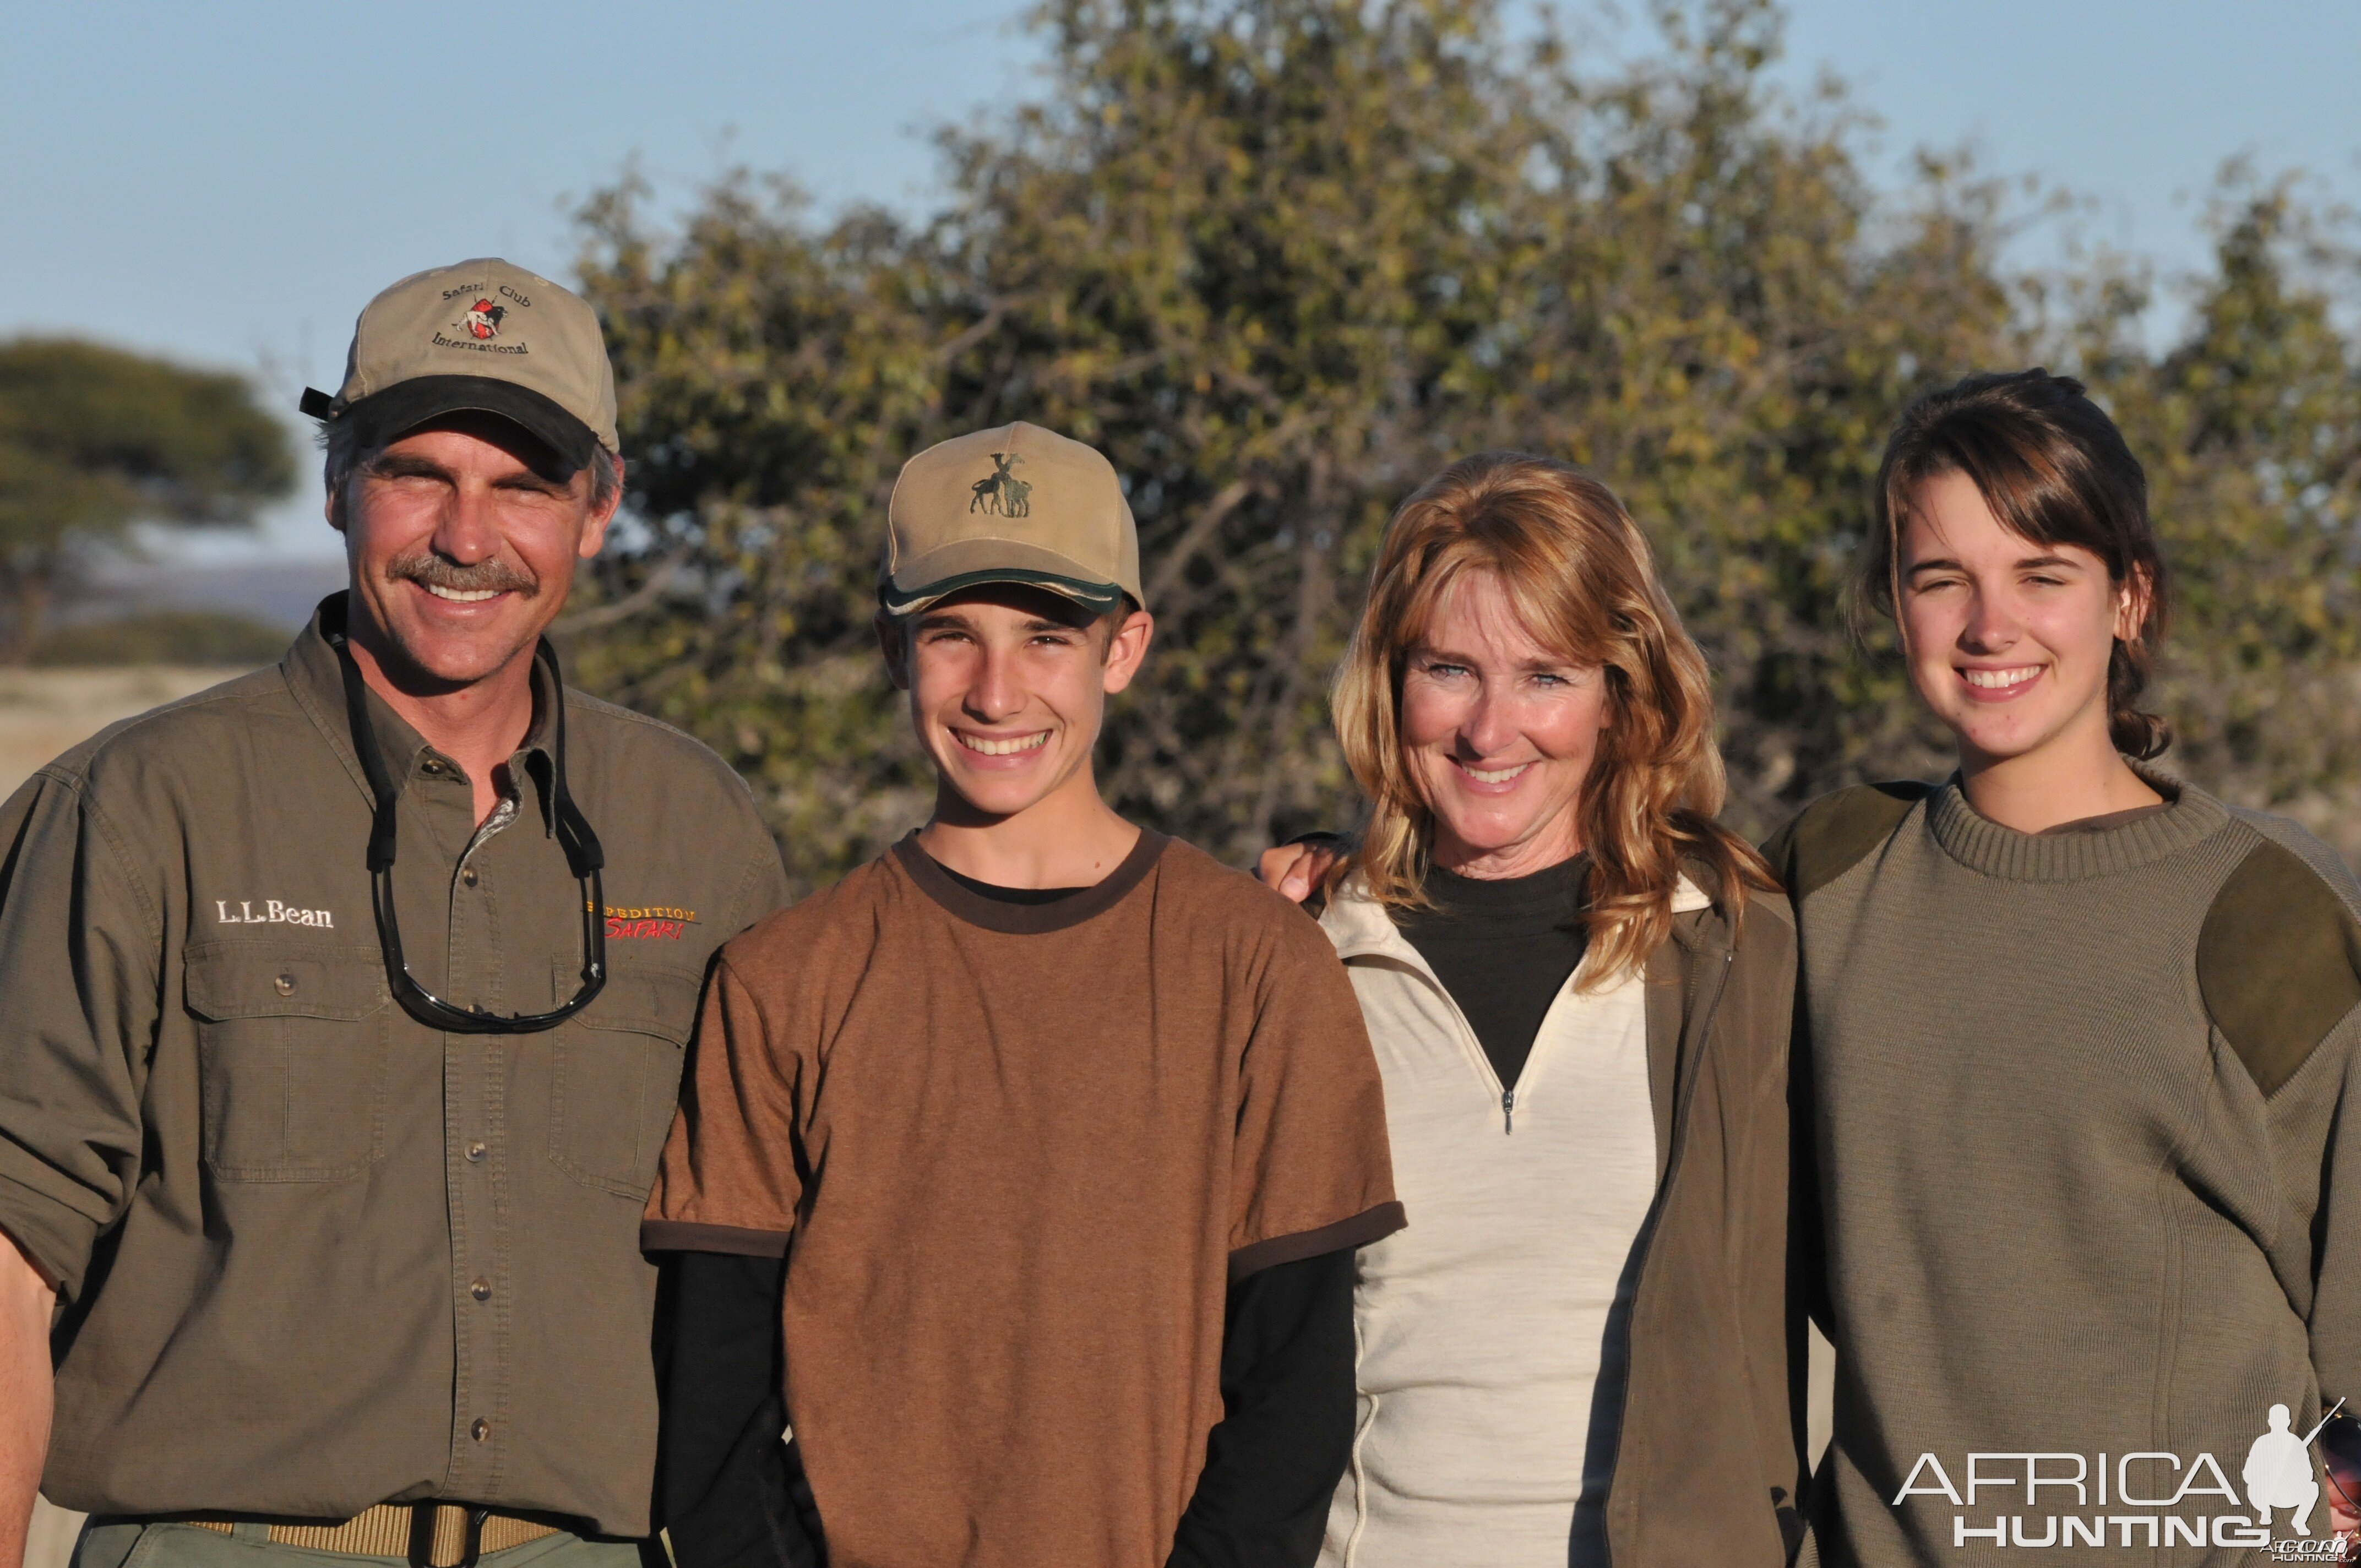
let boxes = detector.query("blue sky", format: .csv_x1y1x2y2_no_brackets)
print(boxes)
3,1,2355,564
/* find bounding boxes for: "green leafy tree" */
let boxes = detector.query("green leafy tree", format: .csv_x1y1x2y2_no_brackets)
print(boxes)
573,0,2361,889
0,339,295,662
573,181,949,860
2062,178,2361,848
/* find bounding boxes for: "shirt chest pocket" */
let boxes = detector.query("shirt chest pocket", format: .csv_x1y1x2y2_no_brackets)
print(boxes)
184,943,391,1183
549,960,702,1200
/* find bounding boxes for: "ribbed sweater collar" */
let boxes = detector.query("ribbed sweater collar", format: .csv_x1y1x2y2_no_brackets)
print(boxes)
1925,767,2228,881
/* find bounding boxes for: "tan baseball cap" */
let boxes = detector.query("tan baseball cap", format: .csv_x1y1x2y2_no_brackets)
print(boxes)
298,258,618,473
880,422,1144,617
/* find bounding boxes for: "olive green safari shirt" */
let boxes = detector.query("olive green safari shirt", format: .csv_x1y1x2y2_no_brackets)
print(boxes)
0,596,787,1534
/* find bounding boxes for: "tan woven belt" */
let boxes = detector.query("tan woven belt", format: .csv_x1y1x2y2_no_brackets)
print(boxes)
180,1503,562,1566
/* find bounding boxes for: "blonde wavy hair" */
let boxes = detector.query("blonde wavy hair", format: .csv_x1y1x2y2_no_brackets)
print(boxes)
1331,451,1774,987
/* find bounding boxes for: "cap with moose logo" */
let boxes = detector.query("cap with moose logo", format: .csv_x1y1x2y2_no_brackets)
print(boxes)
880,422,1144,617
298,257,618,474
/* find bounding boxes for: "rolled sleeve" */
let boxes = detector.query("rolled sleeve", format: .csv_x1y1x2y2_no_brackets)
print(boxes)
0,772,160,1300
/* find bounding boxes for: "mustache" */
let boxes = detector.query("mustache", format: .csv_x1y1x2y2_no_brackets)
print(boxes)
387,552,540,598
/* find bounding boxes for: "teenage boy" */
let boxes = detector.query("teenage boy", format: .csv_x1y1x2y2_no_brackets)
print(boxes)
641,422,1404,1568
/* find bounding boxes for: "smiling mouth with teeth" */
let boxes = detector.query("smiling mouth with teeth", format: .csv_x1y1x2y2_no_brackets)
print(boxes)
1962,666,2041,689
957,731,1051,757
422,584,505,603
1458,760,1532,785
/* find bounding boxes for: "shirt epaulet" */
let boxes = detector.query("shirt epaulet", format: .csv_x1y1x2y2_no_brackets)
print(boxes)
2197,835,2361,1097
1762,781,1935,904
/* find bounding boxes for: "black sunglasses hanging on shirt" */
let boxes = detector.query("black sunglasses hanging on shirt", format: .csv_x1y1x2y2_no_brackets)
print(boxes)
329,611,608,1034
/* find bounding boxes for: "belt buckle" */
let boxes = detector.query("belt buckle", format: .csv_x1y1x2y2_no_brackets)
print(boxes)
405,1504,487,1568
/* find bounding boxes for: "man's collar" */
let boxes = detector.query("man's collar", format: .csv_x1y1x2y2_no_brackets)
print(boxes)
286,591,561,824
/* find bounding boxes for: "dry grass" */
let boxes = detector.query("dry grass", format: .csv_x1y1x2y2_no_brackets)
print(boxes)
2,667,251,1567
0,666,255,802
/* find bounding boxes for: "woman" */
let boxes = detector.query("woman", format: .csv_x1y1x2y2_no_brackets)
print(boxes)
1772,369,2361,1564
1308,453,1806,1566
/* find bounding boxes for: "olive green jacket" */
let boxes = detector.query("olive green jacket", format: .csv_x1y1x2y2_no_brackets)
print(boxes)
1600,880,1810,1565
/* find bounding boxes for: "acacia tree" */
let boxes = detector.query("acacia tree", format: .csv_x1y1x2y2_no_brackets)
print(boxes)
573,0,2361,890
0,339,293,661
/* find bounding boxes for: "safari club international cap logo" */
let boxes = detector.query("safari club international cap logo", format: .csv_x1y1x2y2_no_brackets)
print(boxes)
459,298,507,340
1891,1399,2351,1558
428,278,534,357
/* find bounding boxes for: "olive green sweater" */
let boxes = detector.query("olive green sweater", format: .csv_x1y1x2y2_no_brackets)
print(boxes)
1771,777,2361,1566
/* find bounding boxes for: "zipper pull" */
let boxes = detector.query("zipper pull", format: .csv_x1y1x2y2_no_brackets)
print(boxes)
1502,1089,1514,1135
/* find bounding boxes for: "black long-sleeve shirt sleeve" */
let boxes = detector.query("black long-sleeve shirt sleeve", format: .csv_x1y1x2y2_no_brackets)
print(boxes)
656,1245,1354,1568
656,1250,824,1568
1165,1246,1359,1568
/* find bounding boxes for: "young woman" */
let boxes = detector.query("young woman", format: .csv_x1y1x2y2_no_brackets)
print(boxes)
1304,453,1807,1566
1773,369,2361,1564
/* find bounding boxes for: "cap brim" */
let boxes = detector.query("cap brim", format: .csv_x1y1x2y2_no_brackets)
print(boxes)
334,375,601,475
882,537,1131,617
879,567,1127,618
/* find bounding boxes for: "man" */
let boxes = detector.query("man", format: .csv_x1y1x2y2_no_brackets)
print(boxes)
643,422,1404,1568
0,258,788,1568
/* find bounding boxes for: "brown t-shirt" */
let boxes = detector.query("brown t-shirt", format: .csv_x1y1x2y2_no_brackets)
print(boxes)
644,829,1403,1568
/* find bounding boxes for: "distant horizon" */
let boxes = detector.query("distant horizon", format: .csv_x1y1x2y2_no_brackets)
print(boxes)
67,556,348,633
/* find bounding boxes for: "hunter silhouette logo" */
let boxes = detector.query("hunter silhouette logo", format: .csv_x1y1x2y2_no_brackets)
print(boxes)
967,451,1032,518
460,298,507,340
1886,1396,2353,1551
2245,1398,2342,1541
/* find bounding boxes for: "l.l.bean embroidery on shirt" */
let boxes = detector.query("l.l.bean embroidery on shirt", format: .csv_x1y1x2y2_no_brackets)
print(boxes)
215,899,335,929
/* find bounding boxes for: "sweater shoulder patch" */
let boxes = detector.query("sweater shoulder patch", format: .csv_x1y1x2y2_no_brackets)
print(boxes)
2197,837,2361,1097
1764,782,1934,903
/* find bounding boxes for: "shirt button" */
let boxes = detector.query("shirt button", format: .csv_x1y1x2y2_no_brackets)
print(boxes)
421,760,444,776
461,867,480,888
471,1418,490,1442
465,1141,487,1163
470,1277,491,1302
273,974,296,996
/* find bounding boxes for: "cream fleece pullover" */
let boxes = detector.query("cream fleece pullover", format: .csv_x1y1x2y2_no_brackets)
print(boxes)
1316,875,1707,1567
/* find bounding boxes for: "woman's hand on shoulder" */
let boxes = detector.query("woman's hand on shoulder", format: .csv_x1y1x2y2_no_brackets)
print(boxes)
1255,835,1342,906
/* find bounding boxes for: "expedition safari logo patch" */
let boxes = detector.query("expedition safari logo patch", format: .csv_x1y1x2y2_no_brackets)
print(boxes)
591,901,697,941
